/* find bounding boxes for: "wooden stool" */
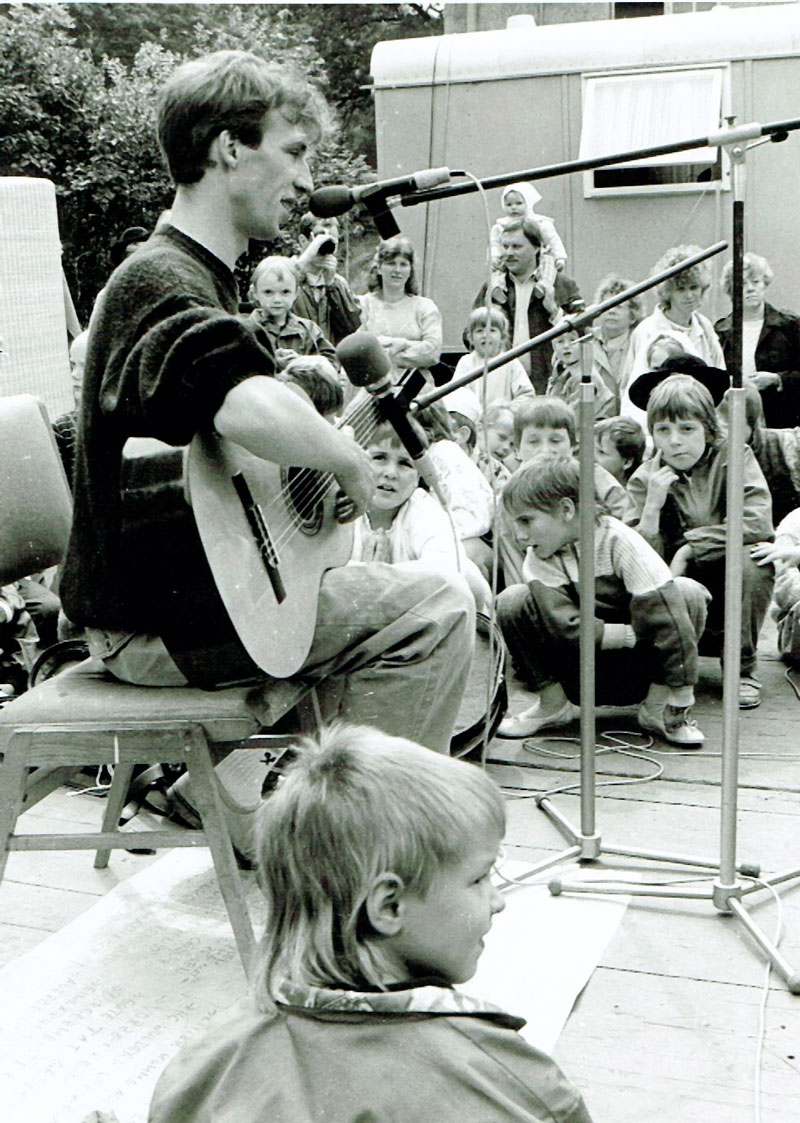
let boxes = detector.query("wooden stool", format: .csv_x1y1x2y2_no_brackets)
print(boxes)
0,657,314,975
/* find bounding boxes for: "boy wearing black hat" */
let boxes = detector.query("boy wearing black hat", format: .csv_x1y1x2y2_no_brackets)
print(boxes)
627,370,774,709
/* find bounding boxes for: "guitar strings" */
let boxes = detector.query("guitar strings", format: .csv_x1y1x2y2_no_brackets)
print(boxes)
258,392,384,555
242,391,378,536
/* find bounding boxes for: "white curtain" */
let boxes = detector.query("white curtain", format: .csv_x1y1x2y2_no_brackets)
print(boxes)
579,68,723,167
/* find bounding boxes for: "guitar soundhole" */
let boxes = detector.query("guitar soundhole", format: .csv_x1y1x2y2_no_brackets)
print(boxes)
283,467,326,535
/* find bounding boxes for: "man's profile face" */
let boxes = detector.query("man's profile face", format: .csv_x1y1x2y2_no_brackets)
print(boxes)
231,111,314,241
501,230,538,278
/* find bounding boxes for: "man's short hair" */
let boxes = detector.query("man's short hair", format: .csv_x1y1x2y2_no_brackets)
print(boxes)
157,50,330,185
501,216,543,248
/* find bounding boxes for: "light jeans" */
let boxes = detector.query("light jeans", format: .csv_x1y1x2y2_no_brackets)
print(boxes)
88,561,475,754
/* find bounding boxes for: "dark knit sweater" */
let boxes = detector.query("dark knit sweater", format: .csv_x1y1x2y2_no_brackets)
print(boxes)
61,227,275,648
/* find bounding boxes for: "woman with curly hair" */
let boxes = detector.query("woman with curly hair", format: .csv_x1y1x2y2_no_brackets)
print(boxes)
622,245,726,427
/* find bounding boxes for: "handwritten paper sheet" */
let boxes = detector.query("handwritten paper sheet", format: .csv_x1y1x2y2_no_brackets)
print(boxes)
0,852,628,1123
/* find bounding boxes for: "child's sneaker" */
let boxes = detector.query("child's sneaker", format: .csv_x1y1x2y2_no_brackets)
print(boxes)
497,698,580,739
637,702,704,747
738,676,762,709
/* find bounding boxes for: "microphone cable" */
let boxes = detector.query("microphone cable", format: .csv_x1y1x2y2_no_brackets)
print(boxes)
450,167,504,771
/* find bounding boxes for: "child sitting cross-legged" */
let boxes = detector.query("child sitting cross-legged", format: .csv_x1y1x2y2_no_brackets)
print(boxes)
495,456,709,745
351,418,492,611
149,724,594,1122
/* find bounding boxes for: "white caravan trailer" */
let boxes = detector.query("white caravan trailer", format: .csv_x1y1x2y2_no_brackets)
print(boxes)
370,3,800,356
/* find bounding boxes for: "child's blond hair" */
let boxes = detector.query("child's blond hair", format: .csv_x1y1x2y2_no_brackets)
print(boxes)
249,255,298,300
465,306,510,347
252,723,505,1002
646,333,686,368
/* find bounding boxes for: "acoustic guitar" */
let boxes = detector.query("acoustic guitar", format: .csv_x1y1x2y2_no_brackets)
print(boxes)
185,379,413,679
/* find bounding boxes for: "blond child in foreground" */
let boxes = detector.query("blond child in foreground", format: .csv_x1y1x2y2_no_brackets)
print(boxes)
149,724,593,1123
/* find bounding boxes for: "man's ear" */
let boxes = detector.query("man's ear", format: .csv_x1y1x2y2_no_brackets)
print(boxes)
364,872,406,937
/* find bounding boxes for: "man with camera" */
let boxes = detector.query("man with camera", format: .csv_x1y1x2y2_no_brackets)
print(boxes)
292,213,363,345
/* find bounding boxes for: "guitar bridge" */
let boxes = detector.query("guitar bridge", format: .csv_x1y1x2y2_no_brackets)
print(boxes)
231,471,286,603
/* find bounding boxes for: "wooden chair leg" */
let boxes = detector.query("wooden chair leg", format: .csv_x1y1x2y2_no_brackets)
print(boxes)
183,728,256,975
0,734,33,882
94,761,135,869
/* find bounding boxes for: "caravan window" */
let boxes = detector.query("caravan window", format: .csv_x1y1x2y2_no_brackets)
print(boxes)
580,67,729,196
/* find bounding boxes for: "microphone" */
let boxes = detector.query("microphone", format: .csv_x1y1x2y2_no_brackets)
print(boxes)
336,332,447,506
310,168,452,219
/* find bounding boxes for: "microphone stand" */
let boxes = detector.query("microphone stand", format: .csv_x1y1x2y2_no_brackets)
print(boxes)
533,127,800,995
407,121,800,992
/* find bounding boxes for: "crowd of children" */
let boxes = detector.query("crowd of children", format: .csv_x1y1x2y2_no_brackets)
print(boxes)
51,200,795,748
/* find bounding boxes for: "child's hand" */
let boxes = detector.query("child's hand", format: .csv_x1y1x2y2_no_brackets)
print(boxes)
555,259,566,272
645,460,678,508
751,538,800,570
670,543,694,576
332,435,375,522
275,348,300,369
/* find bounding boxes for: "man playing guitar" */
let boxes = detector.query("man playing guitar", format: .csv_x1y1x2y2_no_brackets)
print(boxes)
60,51,474,778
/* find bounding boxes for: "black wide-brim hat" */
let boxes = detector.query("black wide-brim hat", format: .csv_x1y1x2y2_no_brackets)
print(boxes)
628,354,731,410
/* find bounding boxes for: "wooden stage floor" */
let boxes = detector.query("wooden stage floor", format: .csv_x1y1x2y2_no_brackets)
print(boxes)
2,618,800,1122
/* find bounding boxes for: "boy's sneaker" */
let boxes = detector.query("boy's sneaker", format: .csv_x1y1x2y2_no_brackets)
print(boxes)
497,698,580,739
738,676,762,709
637,702,704,748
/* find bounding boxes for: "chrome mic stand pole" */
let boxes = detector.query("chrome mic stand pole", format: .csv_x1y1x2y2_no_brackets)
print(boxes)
522,340,601,870
712,139,800,992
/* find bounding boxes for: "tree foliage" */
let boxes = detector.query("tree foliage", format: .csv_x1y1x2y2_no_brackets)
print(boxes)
1,2,440,320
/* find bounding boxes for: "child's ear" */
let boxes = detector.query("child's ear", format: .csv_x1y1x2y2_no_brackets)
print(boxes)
364,872,406,936
560,497,577,522
217,130,239,169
